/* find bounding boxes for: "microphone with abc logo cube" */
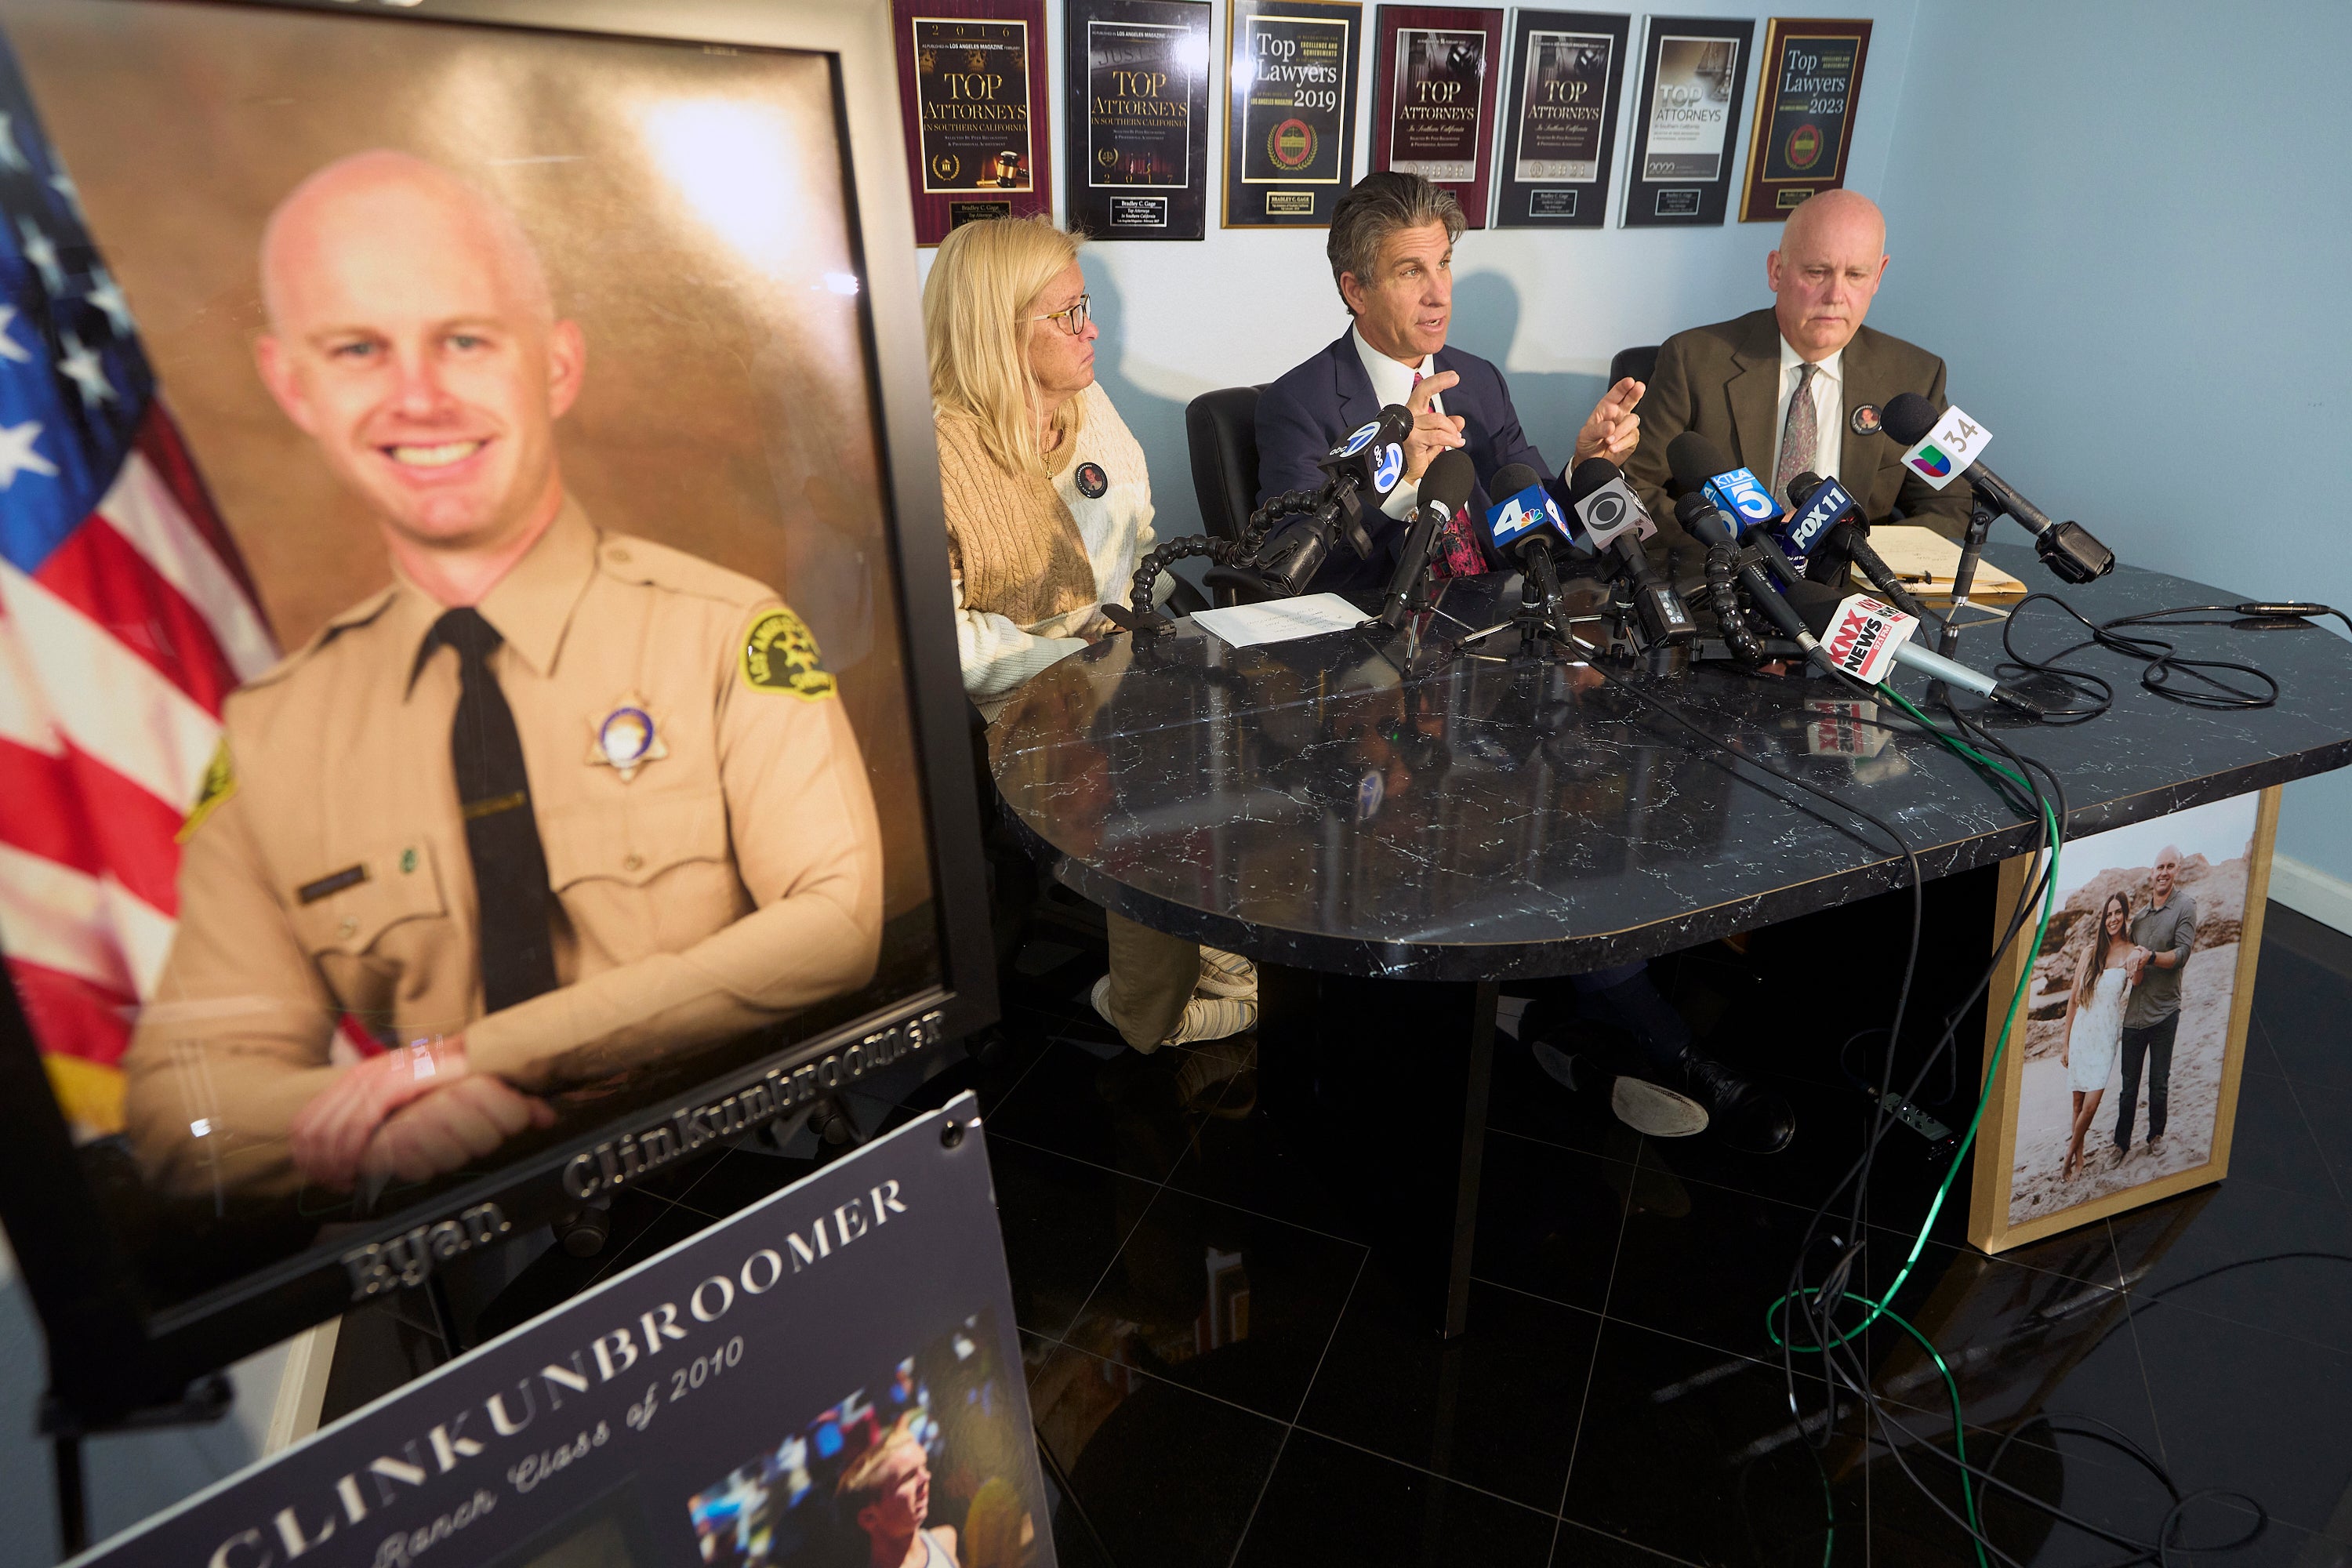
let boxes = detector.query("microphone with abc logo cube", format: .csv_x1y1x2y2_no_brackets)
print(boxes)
1878,393,2114,584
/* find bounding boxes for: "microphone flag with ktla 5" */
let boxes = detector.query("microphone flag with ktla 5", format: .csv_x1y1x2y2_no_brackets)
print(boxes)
1664,430,1782,534
1878,393,2114,583
1378,447,1481,626
1780,579,2046,714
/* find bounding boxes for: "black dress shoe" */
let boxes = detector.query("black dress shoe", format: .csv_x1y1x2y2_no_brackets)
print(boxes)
1666,1047,1795,1154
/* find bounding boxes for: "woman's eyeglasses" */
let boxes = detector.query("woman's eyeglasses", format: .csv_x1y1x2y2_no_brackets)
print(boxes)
1026,294,1091,336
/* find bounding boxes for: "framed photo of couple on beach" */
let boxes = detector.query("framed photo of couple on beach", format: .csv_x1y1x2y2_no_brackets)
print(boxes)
1968,789,2281,1254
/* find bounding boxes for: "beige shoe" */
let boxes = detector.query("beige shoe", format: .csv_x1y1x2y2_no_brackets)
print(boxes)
1091,974,1161,1056
1164,993,1258,1046
1196,947,1258,1000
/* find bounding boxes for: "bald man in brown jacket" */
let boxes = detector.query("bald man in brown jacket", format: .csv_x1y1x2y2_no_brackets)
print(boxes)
1624,190,1970,569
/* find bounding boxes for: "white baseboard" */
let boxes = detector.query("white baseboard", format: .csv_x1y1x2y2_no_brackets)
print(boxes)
2267,854,2352,938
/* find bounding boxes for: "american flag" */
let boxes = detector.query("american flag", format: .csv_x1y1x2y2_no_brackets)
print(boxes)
0,38,277,1139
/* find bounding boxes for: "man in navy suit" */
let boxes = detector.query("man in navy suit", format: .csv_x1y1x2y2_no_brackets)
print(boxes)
1251,172,1795,1155
1254,170,1646,597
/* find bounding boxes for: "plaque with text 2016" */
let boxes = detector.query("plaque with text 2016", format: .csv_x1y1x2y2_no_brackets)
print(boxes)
1737,16,1870,221
1370,7,1504,228
1494,9,1630,228
1065,0,1212,239
1621,13,1753,227
893,0,1054,245
1224,0,1363,227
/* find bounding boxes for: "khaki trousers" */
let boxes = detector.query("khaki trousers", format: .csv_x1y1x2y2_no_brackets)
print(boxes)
1102,909,1201,1051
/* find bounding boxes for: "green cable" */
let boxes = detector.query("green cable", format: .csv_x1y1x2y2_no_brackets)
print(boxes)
1767,683,2063,1568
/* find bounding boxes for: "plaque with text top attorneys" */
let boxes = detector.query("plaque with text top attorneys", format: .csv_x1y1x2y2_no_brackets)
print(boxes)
1370,6,1505,228
1737,16,1870,220
1494,9,1630,227
894,0,1055,243
1065,0,1213,238
1621,13,1753,227
1224,0,1364,227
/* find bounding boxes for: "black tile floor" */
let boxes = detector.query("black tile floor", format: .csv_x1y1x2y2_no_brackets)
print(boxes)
361,905,2352,1565
949,906,2352,1568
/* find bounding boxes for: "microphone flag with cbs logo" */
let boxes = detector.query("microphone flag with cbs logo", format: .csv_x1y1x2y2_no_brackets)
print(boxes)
1572,473,1658,550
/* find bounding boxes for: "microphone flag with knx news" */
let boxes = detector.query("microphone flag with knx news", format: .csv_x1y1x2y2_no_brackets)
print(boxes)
1780,579,2047,714
1879,392,2115,583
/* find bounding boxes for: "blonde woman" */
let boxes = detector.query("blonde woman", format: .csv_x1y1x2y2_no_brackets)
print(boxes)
924,216,1255,1053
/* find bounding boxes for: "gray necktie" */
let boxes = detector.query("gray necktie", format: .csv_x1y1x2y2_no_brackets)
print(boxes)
1774,361,1818,508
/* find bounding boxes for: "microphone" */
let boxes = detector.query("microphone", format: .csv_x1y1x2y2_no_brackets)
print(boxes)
1780,579,2046,715
1251,403,1418,595
1664,430,1784,535
1879,393,2114,583
1378,448,1479,626
1565,457,1696,646
1675,491,1822,655
1785,471,1934,623
1481,459,1575,623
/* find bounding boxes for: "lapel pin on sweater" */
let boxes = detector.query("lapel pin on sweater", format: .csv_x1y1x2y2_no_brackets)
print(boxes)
1075,461,1108,498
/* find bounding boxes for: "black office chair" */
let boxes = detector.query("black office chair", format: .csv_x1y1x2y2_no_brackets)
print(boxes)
1610,345,1660,390
1185,385,1265,544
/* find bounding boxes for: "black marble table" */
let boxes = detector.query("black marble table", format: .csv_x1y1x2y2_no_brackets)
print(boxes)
988,546,2352,1333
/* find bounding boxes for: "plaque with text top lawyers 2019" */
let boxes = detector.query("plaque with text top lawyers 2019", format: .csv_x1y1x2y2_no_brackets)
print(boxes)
1225,0,1363,227
1621,13,1753,227
1065,0,1212,238
1494,9,1630,227
1737,16,1871,221
893,0,1055,244
1370,6,1505,229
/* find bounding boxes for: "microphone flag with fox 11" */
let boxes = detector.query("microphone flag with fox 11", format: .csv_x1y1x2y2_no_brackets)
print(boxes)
0,33,279,1138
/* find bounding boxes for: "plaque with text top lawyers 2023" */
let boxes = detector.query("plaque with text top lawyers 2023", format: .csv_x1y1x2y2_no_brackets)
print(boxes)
1369,5,1505,228
1224,0,1363,227
1065,0,1212,238
1621,13,1754,227
893,0,1055,243
1737,16,1871,221
1494,9,1631,227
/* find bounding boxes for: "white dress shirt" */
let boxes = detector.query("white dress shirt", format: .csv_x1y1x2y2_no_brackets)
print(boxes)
1353,324,1442,520
1770,336,1845,494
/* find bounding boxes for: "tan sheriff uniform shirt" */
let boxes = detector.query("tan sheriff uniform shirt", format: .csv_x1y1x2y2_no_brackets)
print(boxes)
122,498,885,1196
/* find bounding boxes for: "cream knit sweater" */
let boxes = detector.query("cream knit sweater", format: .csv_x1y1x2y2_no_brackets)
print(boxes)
939,383,1157,699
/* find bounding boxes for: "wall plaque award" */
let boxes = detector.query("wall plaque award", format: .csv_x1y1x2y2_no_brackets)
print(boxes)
1224,0,1363,227
1621,14,1753,227
1369,7,1504,227
1737,16,1871,220
1066,0,1213,238
1494,9,1629,227
894,0,1055,244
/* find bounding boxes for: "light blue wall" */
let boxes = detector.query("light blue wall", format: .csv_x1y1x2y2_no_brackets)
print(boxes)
1871,0,2352,878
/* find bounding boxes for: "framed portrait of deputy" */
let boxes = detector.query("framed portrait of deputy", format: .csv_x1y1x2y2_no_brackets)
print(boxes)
1368,6,1504,228
0,0,995,1417
892,0,1055,243
1737,15,1870,221
1621,13,1753,227
1064,0,1212,240
1969,789,2279,1254
1494,8,1630,228
1223,0,1363,227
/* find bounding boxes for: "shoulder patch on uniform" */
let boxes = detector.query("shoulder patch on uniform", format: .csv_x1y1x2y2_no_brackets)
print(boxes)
741,606,836,700
176,739,236,843
601,534,774,611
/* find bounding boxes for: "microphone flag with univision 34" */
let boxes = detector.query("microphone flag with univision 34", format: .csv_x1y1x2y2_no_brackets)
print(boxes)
1784,471,1934,622
1566,456,1695,645
1251,402,1416,595
1378,447,1480,626
1780,579,2047,715
1878,392,2114,583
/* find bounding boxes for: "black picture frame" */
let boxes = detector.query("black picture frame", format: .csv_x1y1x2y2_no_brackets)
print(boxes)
1221,0,1364,228
1492,8,1630,229
1621,12,1754,227
0,0,996,1421
1064,0,1213,240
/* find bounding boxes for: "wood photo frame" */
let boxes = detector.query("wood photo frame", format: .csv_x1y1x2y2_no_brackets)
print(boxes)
1968,787,2280,1254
